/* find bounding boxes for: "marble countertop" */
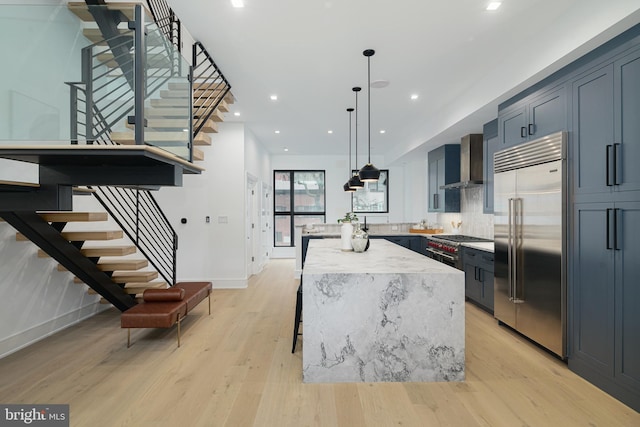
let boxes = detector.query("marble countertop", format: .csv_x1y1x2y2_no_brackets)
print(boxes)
461,241,494,253
304,238,462,275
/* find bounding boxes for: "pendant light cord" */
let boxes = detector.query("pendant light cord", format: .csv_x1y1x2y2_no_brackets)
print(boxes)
367,55,371,164
348,109,352,174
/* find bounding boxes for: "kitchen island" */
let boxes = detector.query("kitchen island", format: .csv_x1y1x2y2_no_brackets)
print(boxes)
302,238,465,383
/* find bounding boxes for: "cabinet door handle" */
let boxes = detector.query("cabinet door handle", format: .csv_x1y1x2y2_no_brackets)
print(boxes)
606,145,613,186
613,143,621,186
520,127,527,138
479,269,484,297
435,193,439,209
528,123,535,135
606,208,613,250
614,208,621,251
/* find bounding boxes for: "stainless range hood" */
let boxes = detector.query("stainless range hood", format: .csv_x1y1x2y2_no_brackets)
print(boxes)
441,134,483,189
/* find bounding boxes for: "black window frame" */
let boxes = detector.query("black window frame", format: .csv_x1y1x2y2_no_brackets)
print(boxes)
273,170,326,247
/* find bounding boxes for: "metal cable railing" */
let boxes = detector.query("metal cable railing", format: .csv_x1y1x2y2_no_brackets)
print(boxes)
68,82,178,286
192,41,232,137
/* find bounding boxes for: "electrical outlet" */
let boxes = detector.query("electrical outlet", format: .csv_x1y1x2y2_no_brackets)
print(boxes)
391,225,398,231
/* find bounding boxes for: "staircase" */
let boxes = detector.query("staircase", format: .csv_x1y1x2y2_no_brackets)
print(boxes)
0,0,233,311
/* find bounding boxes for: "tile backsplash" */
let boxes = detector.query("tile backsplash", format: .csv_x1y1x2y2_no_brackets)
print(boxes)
426,186,494,239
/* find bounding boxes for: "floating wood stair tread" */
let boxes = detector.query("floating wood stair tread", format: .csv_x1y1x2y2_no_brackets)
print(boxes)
37,245,137,258
74,270,158,284
16,231,121,242
96,52,170,69
58,259,148,272
61,230,124,241
151,98,227,109
81,29,163,47
110,131,211,146
125,119,218,134
144,108,224,122
0,180,40,192
37,212,108,222
68,2,145,21
111,271,159,283
88,281,168,295
167,83,235,104
72,186,96,195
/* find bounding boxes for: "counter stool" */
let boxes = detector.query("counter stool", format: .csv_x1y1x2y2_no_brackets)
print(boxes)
291,281,303,353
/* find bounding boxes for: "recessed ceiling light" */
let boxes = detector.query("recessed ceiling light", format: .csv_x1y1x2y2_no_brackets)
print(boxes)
410,94,419,100
274,130,280,134
328,130,333,134
486,2,502,11
234,112,241,117
270,94,278,101
379,130,386,134
284,148,289,152
231,0,244,8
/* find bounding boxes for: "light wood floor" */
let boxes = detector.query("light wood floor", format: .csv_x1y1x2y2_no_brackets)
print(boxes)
0,259,638,426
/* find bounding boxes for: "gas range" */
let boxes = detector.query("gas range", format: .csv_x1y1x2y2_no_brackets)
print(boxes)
426,235,492,269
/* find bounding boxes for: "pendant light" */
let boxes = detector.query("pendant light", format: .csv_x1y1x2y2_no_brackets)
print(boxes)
358,49,381,182
343,107,356,192
348,87,364,189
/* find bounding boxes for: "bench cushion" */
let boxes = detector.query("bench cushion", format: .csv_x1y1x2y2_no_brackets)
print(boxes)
121,282,212,329
143,287,185,302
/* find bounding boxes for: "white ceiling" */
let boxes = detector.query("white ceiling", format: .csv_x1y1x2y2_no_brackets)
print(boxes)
167,0,640,165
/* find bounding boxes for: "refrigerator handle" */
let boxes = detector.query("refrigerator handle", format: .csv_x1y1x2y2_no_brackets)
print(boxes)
514,198,524,302
508,198,514,300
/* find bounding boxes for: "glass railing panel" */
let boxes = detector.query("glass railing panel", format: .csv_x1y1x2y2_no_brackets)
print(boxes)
137,16,192,162
0,5,91,145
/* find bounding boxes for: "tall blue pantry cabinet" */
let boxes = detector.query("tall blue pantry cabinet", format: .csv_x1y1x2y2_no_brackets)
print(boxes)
492,23,640,411
570,45,640,412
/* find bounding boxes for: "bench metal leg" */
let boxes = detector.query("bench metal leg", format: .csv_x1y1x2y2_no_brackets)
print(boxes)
127,328,131,348
177,314,182,348
208,290,211,315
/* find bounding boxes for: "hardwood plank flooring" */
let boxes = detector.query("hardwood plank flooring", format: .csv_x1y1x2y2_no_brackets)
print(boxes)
0,259,638,426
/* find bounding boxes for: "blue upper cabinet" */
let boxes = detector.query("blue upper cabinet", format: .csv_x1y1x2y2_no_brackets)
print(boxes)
572,64,615,197
615,48,640,194
499,85,567,148
483,119,499,214
573,47,640,198
428,144,460,213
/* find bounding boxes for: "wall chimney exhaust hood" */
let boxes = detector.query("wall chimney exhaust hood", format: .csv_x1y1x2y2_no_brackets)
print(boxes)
440,134,484,189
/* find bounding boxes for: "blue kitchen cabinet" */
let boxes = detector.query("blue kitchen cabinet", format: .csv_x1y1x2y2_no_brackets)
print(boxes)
614,49,640,194
498,85,567,148
572,64,615,197
462,247,494,313
482,119,499,214
570,201,640,411
569,45,640,412
428,144,460,213
572,47,640,198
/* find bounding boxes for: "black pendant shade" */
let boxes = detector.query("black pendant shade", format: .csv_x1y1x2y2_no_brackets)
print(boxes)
358,48,380,182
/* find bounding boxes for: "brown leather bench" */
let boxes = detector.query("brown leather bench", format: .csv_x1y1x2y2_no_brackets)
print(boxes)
121,281,212,347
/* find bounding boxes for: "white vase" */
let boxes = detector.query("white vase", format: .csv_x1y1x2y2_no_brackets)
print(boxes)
340,222,354,251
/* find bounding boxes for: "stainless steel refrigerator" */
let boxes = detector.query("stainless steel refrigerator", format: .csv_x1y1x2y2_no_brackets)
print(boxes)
493,131,567,358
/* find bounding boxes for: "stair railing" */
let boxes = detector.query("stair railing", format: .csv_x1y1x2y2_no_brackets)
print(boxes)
145,0,181,54
192,41,232,137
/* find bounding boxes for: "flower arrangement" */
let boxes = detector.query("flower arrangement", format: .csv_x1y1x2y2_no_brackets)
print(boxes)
338,212,358,223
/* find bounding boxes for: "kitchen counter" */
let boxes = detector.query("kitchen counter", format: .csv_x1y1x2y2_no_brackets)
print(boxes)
302,238,465,383
461,241,494,253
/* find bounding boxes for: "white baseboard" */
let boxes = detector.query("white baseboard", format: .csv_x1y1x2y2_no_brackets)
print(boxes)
0,302,108,360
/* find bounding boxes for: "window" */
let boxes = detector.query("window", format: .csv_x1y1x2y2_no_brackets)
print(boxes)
352,169,389,213
274,170,325,247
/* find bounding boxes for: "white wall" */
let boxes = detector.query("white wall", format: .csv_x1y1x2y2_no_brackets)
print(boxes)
155,122,249,288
